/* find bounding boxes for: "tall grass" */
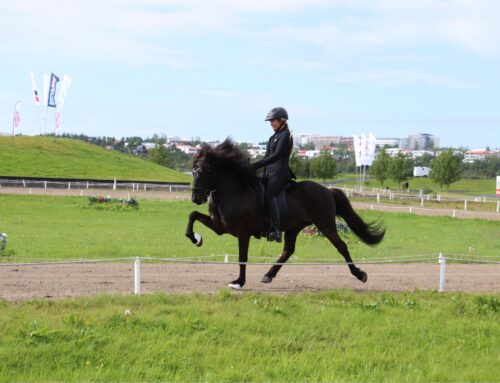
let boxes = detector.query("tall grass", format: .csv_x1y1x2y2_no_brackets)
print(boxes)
0,291,498,382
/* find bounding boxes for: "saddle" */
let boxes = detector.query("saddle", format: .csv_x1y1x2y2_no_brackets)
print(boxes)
252,178,295,239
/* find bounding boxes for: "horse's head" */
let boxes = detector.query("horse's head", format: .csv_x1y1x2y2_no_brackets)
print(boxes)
191,146,217,205
190,139,257,205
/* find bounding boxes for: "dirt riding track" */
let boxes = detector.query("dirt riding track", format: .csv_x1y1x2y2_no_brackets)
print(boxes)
1,262,499,301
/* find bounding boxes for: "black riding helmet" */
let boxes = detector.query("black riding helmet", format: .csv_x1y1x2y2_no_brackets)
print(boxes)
265,107,288,121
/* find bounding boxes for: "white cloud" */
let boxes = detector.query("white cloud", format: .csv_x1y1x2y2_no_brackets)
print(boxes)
329,69,478,88
1,0,499,66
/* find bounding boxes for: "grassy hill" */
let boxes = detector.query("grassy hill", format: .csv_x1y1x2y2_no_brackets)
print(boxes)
0,136,191,183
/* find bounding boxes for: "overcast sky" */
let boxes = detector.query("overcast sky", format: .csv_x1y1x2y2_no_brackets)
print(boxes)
1,0,499,148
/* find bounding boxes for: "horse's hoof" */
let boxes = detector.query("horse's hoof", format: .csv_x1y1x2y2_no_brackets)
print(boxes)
194,233,203,247
228,283,242,290
261,275,273,284
359,271,368,283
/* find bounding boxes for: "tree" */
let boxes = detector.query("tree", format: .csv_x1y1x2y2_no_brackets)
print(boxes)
414,153,434,167
289,151,304,178
370,148,390,186
148,144,171,168
311,150,337,182
430,149,462,191
299,142,315,151
238,142,251,158
388,152,413,188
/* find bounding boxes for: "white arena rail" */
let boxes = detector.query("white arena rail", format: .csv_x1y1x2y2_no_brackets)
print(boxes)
1,253,499,295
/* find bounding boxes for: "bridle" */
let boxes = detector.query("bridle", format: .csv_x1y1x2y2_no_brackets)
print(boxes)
191,166,217,194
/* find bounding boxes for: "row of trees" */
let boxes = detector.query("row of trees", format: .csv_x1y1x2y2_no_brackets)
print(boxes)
371,148,462,190
47,133,497,181
289,151,339,181
147,144,191,171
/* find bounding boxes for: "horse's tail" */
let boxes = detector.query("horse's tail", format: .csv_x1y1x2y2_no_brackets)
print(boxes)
330,188,385,245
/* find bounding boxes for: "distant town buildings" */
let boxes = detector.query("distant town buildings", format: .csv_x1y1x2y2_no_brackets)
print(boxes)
375,138,400,147
294,134,353,150
463,149,499,163
399,133,439,150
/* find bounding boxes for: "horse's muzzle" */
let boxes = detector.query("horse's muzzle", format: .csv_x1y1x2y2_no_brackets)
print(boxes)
191,192,208,205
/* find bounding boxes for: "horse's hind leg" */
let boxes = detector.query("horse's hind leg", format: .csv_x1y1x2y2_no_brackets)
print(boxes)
320,225,367,283
261,226,302,284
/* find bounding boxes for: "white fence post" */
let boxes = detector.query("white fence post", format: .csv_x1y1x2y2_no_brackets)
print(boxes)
224,254,229,263
438,253,446,292
464,199,467,211
134,257,141,295
421,197,424,207
23,180,26,188
497,201,500,213
68,182,71,190
44,181,47,190
113,178,117,191
377,193,380,204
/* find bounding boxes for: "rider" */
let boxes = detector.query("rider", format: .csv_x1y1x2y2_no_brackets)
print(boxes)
251,107,294,242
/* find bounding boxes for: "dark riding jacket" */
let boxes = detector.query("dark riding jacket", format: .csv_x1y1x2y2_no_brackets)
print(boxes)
253,126,293,179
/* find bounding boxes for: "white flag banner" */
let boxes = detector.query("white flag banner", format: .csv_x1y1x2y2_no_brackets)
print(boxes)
360,134,369,166
353,135,361,167
29,71,40,106
42,74,50,107
57,74,72,110
366,133,377,166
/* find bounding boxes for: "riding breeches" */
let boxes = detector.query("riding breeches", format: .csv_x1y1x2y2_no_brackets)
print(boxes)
265,175,288,227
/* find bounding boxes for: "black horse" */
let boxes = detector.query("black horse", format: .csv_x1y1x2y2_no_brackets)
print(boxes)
185,139,385,289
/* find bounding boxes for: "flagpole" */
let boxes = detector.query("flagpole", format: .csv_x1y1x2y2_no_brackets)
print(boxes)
37,107,42,135
12,100,20,140
12,102,16,139
53,108,57,142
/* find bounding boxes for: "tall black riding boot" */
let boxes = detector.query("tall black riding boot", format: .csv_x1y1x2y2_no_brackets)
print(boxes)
267,197,282,243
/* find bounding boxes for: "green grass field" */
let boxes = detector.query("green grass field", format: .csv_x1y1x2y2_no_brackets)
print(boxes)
331,176,497,197
0,291,498,382
0,136,190,183
1,194,498,261
350,195,498,212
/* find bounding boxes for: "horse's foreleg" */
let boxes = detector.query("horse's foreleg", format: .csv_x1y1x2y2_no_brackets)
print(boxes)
185,211,225,247
321,226,367,283
261,227,302,284
228,234,250,289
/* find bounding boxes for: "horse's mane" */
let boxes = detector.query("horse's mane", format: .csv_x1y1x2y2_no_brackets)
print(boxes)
195,138,258,182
